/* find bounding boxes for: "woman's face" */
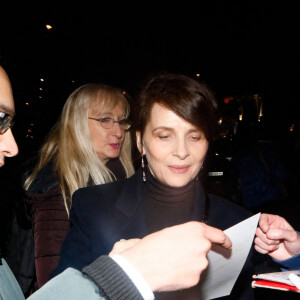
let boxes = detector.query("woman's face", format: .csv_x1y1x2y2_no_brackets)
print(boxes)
137,103,209,187
88,103,125,164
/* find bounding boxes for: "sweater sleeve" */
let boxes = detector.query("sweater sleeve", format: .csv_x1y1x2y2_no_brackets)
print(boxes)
82,256,144,300
273,252,300,270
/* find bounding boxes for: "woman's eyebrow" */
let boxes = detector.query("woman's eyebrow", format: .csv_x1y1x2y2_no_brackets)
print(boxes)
99,112,127,119
100,112,113,116
153,126,173,131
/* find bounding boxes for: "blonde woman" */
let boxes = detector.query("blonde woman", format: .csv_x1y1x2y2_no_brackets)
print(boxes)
22,83,135,291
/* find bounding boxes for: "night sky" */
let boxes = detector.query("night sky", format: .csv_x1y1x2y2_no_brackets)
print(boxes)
0,1,299,159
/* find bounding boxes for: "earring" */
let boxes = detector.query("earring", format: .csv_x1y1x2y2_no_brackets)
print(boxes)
141,155,146,182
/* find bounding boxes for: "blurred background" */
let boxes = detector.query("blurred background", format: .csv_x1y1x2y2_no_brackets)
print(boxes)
0,2,298,156
0,2,299,298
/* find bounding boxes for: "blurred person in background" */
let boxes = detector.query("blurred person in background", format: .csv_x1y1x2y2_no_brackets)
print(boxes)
18,83,135,293
0,65,19,170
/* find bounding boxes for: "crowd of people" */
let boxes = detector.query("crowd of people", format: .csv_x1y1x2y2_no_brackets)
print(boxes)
1,65,300,300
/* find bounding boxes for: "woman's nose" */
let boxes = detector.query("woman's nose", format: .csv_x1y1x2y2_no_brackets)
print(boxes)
173,138,189,160
0,129,19,157
111,122,123,138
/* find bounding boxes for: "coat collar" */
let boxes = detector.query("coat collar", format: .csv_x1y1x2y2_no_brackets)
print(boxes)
113,169,147,238
112,169,209,239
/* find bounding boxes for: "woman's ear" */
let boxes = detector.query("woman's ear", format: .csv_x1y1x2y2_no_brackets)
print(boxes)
136,131,144,155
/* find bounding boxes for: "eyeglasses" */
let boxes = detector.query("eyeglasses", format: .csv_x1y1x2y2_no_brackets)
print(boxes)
88,117,131,130
0,112,14,135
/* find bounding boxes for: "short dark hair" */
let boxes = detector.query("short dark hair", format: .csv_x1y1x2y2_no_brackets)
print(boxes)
132,72,219,143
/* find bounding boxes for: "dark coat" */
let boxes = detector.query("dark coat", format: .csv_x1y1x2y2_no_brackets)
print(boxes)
24,164,71,289
3,162,70,296
26,158,128,288
53,169,279,300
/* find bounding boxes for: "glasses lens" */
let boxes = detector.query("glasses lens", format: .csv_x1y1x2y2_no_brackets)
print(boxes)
0,113,13,134
100,118,114,129
119,119,131,130
97,117,131,130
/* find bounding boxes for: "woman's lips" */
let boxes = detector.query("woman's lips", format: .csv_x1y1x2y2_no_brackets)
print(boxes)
168,165,190,174
109,143,120,150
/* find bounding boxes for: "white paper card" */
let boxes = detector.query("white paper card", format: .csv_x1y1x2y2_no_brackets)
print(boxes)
253,269,300,285
198,213,261,300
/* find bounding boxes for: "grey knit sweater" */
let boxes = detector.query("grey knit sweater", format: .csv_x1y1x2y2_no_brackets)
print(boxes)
82,256,144,300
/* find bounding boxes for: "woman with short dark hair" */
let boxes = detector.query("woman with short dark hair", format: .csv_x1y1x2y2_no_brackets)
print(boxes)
54,73,275,300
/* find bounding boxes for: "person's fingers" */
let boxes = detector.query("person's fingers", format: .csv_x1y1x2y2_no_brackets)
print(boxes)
254,236,279,252
109,238,141,256
260,214,295,232
258,214,270,233
255,227,264,239
267,228,299,242
255,227,279,245
254,244,271,255
254,227,280,247
203,224,232,249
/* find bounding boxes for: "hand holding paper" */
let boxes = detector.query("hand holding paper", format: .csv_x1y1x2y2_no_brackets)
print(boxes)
254,213,300,260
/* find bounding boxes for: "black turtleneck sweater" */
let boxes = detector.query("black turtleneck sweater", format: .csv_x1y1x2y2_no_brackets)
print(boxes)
142,166,202,300
143,166,196,235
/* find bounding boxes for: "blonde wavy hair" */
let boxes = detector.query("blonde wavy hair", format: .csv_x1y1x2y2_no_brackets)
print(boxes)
24,83,135,216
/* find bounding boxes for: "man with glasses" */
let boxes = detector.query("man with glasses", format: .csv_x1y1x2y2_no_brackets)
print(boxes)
0,66,18,166
0,65,233,300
